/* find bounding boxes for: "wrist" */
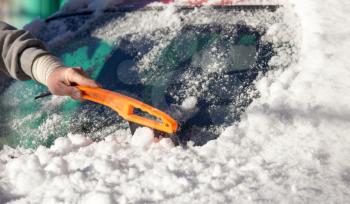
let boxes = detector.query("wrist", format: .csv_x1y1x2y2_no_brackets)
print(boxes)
32,54,65,86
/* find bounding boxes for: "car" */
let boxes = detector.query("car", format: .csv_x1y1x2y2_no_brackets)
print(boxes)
0,0,285,148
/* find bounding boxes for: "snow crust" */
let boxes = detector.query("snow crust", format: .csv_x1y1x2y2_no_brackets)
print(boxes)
181,96,197,110
1,0,350,203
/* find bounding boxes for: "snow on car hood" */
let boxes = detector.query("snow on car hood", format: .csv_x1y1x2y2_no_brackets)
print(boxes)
1,0,350,203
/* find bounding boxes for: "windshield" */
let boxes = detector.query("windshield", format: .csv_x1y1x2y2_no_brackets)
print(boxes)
0,6,277,148
58,18,272,145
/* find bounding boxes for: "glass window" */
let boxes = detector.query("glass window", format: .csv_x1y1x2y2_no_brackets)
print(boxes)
0,6,276,148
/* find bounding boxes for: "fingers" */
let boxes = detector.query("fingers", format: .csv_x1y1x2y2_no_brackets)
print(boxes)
64,67,99,88
68,87,82,100
49,81,82,100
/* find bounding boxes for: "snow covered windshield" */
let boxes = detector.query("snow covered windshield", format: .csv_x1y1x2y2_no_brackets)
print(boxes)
0,5,283,148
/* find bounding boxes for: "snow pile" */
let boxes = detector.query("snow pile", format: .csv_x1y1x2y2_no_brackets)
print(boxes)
1,0,350,203
131,127,154,148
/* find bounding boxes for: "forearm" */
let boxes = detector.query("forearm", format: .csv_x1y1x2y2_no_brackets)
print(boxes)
0,21,99,100
0,21,52,81
31,53,64,85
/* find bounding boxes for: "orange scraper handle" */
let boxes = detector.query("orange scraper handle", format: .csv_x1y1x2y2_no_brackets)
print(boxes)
76,86,178,134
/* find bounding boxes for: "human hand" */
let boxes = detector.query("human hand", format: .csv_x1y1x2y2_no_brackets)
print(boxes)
46,67,99,100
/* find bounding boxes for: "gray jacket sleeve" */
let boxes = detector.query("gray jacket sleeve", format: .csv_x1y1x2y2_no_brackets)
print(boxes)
0,21,50,80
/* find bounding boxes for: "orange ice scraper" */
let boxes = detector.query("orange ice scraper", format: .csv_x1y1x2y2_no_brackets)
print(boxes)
76,86,178,134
